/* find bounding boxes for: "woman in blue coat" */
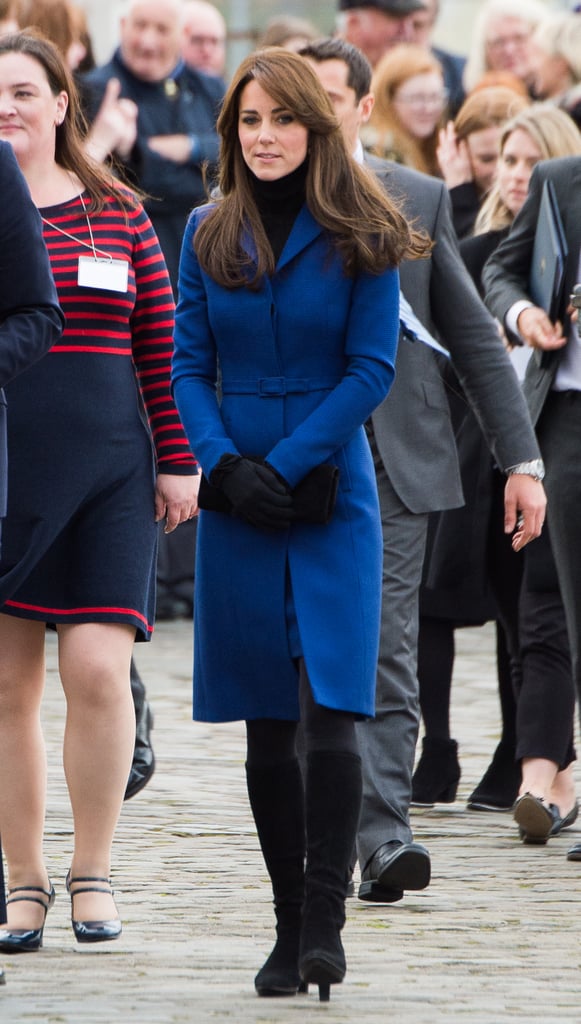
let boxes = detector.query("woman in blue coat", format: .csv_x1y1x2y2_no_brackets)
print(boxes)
172,48,429,1002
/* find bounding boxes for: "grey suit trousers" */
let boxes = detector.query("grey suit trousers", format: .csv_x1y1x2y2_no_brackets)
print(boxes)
356,428,429,868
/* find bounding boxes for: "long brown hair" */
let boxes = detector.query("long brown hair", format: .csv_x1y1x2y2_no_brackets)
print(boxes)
0,30,135,214
194,47,430,288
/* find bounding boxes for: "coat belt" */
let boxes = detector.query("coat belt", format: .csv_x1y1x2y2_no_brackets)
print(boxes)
220,376,341,396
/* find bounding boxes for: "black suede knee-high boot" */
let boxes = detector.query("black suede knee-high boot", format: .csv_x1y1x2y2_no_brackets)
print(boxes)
245,760,305,997
299,750,362,1002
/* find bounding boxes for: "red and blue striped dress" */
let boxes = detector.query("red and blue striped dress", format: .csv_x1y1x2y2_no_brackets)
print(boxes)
0,190,195,640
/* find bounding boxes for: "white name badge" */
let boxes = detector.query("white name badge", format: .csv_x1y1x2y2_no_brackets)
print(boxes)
77,256,129,293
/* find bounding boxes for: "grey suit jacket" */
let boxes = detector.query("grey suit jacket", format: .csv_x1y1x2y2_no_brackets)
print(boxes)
365,154,541,514
482,156,581,426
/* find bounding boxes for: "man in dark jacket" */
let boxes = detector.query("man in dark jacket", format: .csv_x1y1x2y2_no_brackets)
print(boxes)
84,0,224,293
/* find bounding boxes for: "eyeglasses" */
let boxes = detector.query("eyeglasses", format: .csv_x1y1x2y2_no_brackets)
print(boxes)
394,89,449,108
186,35,225,48
486,32,531,52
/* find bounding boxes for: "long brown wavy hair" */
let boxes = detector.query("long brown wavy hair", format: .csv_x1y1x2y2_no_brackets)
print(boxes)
194,47,431,288
0,30,136,214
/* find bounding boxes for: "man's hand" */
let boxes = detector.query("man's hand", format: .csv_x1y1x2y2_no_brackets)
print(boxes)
85,78,138,163
155,473,200,534
147,134,193,164
517,306,567,351
504,475,547,552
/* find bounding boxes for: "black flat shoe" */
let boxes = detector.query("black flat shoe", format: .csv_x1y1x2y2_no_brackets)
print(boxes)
358,841,431,902
566,842,581,861
0,883,55,953
67,873,122,943
513,793,560,845
550,800,579,836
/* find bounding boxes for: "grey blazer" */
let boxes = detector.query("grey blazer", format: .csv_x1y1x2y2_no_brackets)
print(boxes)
482,156,581,426
365,154,541,514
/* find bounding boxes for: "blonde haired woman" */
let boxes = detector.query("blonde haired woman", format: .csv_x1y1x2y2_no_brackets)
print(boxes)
363,43,448,177
475,103,581,234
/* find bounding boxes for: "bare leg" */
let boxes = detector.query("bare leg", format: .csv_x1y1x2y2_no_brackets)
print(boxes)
58,622,135,923
519,758,577,817
0,614,49,930
519,757,559,802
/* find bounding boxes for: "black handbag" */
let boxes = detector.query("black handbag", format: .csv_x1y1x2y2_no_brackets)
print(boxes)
198,459,340,525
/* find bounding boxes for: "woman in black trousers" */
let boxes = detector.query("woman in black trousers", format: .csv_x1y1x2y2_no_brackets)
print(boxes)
415,105,581,837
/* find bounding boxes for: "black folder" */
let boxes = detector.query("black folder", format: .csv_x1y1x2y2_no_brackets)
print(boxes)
529,179,568,321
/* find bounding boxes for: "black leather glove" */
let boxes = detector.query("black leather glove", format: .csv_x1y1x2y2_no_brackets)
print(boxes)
211,455,294,530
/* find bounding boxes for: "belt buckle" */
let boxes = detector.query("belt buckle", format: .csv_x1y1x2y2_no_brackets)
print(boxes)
258,377,285,396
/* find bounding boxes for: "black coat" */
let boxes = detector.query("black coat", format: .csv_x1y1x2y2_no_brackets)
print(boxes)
0,142,63,527
421,228,511,623
0,140,62,921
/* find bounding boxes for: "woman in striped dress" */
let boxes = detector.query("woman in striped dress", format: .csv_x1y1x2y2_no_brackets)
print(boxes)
0,32,198,951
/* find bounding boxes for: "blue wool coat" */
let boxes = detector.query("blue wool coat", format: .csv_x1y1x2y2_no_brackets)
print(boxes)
172,204,400,722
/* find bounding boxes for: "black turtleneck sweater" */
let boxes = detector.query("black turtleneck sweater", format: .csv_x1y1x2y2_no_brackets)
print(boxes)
249,160,308,265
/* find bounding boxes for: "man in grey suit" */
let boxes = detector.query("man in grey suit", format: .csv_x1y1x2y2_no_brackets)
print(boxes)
483,156,581,862
301,38,547,901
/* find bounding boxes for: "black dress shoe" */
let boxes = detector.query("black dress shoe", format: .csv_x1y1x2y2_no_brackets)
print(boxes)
358,842,431,903
566,842,581,861
124,699,155,801
67,873,122,944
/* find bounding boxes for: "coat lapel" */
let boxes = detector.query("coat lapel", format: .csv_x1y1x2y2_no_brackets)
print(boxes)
240,205,323,272
276,205,323,272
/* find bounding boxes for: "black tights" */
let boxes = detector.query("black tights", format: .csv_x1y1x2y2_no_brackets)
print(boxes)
246,660,358,767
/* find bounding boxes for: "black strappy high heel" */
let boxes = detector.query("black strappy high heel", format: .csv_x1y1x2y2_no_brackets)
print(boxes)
0,883,56,953
66,872,122,943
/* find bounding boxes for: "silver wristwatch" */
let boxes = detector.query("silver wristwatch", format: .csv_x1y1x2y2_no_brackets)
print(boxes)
506,458,545,482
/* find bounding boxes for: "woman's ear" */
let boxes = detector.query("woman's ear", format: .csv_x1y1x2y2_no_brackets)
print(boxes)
55,91,69,126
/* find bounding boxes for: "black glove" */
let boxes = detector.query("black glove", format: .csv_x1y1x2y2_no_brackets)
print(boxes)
211,455,294,530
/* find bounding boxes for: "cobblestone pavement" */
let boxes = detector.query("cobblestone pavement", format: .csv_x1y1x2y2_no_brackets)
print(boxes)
2,621,580,1024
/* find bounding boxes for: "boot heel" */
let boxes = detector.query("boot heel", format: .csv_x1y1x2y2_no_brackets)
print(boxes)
318,984,330,1002
298,980,309,994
